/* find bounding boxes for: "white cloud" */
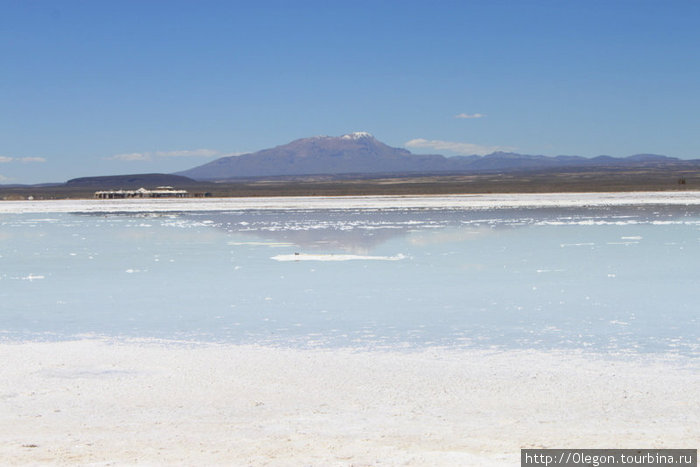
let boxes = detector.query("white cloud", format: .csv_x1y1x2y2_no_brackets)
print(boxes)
108,152,152,161
455,113,484,119
0,156,48,163
20,157,46,163
155,149,220,158
107,148,225,161
405,138,515,156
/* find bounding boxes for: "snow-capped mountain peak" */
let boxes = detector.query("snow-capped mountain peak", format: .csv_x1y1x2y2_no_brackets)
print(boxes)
341,131,373,140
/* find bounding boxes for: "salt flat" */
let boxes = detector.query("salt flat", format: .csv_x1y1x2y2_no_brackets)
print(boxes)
2,191,700,213
0,340,696,466
2,194,698,465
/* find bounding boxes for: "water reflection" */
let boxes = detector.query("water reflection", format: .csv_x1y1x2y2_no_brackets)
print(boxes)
21,204,695,355
176,204,700,253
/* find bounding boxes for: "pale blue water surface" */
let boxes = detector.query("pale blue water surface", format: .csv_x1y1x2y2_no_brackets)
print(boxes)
1,205,698,355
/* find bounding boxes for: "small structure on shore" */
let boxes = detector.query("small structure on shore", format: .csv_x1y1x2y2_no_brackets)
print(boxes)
94,186,189,199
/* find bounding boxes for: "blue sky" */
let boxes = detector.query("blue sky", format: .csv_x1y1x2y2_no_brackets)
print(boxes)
2,0,699,184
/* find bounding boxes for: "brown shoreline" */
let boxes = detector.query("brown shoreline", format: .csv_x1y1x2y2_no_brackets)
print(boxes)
2,166,699,200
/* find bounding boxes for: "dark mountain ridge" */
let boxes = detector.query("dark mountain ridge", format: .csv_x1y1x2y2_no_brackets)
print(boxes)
66,173,197,188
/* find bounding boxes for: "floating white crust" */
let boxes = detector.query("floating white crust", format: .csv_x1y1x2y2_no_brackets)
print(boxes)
271,253,406,261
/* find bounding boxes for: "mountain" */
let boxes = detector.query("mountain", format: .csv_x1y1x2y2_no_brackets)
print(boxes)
177,132,449,180
177,132,692,181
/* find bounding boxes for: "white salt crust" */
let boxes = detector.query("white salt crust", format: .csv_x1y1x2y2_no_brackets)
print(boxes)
2,191,700,214
0,340,697,465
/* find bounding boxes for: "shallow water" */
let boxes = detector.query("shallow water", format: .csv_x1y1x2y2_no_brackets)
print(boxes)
1,203,699,355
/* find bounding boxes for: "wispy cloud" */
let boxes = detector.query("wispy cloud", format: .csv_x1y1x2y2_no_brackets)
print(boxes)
107,148,224,161
405,138,514,156
108,152,152,161
20,157,46,163
0,156,47,163
155,149,220,158
455,113,484,119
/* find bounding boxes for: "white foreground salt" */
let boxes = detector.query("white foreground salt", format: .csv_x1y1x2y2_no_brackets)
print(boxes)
2,191,700,213
0,340,697,465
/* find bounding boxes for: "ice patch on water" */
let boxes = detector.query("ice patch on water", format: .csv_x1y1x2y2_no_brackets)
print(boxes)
271,253,407,262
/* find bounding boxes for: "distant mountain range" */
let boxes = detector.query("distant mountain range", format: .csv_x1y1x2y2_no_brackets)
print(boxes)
176,132,696,181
